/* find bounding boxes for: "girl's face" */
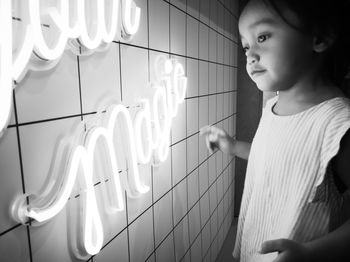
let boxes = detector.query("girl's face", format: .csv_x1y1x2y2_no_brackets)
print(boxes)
239,0,315,92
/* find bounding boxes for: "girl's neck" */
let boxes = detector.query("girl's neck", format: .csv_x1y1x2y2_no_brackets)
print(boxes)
274,76,344,116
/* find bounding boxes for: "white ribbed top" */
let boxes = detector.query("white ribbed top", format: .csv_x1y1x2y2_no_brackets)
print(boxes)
233,96,350,262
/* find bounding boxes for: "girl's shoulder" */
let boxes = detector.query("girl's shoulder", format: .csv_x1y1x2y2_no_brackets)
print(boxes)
318,97,350,119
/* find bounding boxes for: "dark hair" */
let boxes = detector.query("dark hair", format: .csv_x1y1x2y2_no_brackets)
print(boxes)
242,0,350,95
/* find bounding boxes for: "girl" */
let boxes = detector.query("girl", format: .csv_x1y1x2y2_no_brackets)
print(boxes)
201,0,350,261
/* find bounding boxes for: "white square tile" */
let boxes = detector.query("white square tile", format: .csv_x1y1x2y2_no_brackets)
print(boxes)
217,3,225,34
217,65,224,93
209,0,218,30
170,6,186,55
171,95,186,144
188,202,201,244
156,233,175,262
224,66,230,92
186,134,198,173
186,58,199,98
154,191,173,246
0,128,22,233
217,34,224,64
79,43,121,113
172,140,187,186
224,91,230,118
170,0,186,12
186,98,198,135
201,222,211,260
120,0,148,47
94,230,129,262
208,96,216,125
217,175,224,205
187,0,199,18
224,8,231,39
199,23,209,60
218,224,224,253
209,29,217,63
30,204,71,262
19,118,80,194
174,217,189,261
149,51,167,83
190,235,202,262
233,91,237,113
149,0,170,52
200,191,210,227
198,96,209,131
199,136,209,166
217,94,224,121
210,210,218,242
120,45,149,105
187,169,199,209
209,63,217,94
232,18,239,42
198,162,209,197
216,149,224,175
199,61,209,95
15,52,80,123
211,237,219,262
129,209,154,262
199,0,210,25
153,155,172,202
209,183,217,215
0,226,30,261
173,179,188,225
186,16,199,58
208,154,216,186
224,38,230,65
127,164,152,223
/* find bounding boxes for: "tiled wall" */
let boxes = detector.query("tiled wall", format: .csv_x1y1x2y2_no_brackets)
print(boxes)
0,0,238,261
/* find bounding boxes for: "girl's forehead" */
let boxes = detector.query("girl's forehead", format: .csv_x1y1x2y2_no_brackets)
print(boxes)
238,0,298,35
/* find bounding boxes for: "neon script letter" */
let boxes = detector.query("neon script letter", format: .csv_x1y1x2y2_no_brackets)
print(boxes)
11,56,187,259
0,0,141,137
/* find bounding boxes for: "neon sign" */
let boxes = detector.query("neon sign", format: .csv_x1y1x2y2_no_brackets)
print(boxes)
11,55,187,259
0,0,141,138
4,1,188,259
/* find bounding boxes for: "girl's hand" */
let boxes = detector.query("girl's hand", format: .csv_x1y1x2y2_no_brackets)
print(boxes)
260,239,312,262
199,125,233,154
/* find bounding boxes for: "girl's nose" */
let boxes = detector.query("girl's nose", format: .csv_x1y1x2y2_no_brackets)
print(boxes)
246,50,259,65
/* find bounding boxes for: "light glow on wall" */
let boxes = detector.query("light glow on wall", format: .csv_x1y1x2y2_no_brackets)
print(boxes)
0,0,141,138
11,56,187,259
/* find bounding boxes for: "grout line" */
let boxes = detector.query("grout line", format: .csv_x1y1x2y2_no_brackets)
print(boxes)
165,0,238,44
0,111,236,239
114,41,238,68
76,55,84,121
12,90,34,262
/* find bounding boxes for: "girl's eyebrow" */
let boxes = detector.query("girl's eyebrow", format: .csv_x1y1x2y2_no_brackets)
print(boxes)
248,17,277,29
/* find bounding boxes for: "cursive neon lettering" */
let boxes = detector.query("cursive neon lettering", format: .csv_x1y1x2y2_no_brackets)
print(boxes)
11,57,187,259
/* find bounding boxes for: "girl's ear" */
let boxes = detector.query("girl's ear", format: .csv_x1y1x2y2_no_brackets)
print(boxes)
313,33,336,53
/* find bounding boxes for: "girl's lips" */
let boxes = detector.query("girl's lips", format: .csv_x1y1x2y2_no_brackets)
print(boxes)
251,70,266,77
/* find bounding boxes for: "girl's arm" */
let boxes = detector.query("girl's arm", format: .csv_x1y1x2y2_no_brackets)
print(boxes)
200,125,251,160
230,139,251,160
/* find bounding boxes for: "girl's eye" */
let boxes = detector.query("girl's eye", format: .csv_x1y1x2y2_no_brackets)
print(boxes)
257,34,269,43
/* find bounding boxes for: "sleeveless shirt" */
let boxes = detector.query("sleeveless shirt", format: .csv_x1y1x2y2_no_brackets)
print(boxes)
232,96,350,262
